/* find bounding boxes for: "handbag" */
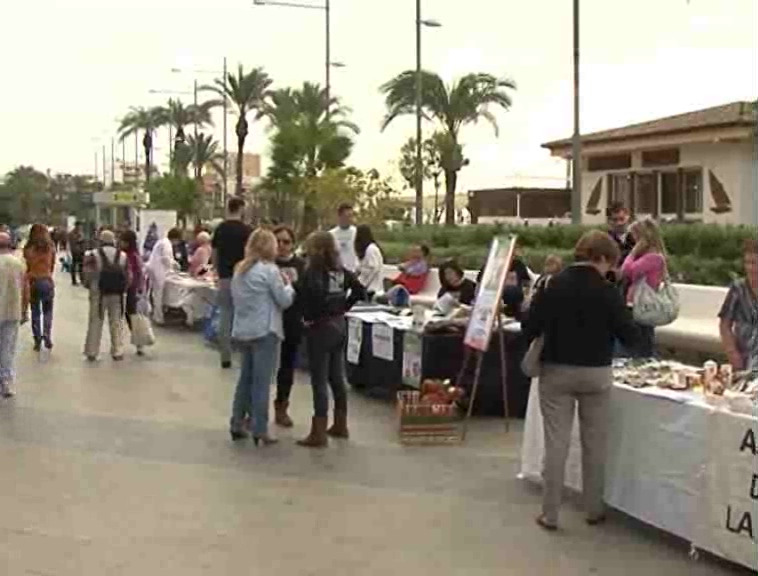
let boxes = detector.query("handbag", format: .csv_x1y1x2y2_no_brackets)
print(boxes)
130,314,156,347
520,276,550,378
631,274,680,327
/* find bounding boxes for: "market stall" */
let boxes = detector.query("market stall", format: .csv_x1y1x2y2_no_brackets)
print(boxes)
162,273,218,326
520,360,757,571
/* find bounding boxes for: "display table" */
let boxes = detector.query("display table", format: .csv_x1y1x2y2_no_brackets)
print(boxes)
163,274,217,326
520,380,757,571
345,311,532,417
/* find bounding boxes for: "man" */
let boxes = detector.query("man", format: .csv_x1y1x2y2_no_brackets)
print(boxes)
212,197,252,369
329,203,357,272
146,228,181,325
0,232,28,398
68,221,86,286
607,202,635,266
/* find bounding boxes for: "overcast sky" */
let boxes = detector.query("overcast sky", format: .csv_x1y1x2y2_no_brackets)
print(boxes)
0,0,755,192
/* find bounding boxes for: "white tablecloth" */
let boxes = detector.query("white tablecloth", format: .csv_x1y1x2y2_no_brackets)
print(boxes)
163,275,217,326
521,380,757,571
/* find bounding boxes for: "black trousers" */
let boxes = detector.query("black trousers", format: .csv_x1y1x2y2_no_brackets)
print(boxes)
306,320,347,418
124,288,138,331
276,324,302,403
70,254,84,285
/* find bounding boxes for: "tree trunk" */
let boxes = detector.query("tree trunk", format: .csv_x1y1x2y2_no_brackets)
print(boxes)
143,131,153,184
444,168,458,226
235,116,248,196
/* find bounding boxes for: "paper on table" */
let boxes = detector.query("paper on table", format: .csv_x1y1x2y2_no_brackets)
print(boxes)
624,385,693,404
372,324,394,361
346,317,362,365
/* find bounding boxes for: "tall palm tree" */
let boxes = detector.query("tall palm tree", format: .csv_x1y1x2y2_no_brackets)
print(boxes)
117,106,163,183
187,133,224,180
380,71,516,225
201,65,272,195
156,98,215,172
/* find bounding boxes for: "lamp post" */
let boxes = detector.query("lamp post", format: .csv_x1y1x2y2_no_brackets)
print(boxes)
415,3,441,226
571,0,582,224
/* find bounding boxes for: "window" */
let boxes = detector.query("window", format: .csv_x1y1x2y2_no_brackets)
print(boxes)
642,148,680,167
660,172,679,215
660,169,703,216
608,174,633,209
683,170,703,213
587,154,632,172
635,173,658,215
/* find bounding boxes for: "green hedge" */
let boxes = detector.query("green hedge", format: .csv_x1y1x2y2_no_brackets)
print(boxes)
375,224,756,286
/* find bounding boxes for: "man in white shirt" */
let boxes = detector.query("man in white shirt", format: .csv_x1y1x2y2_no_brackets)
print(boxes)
329,203,357,272
146,228,181,325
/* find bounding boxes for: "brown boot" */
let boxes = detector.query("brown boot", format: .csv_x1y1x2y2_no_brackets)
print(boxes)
274,400,294,428
297,417,328,448
327,410,349,439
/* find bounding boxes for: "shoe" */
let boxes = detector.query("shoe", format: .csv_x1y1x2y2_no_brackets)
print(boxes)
33,340,41,352
274,400,294,428
221,360,232,369
586,515,607,526
86,355,97,362
536,515,558,532
326,410,349,439
253,434,279,447
136,348,145,357
297,416,329,448
112,355,124,361
2,387,15,399
230,429,249,442
44,338,53,350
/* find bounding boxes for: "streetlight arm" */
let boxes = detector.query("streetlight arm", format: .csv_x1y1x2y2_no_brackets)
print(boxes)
254,0,326,9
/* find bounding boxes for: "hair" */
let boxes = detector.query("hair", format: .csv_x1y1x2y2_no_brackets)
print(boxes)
227,196,245,215
273,225,296,244
167,228,183,242
337,202,353,216
543,254,564,275
574,230,621,264
120,230,138,253
306,231,340,272
99,230,116,245
196,231,211,245
354,224,378,260
235,228,277,276
629,218,667,255
28,223,53,251
743,238,758,256
438,259,465,289
608,202,628,215
418,243,430,258
0,232,11,250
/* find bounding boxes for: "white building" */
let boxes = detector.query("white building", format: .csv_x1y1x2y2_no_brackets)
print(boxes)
542,101,757,226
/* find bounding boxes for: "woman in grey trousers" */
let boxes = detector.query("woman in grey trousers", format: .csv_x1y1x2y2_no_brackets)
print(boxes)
524,230,639,531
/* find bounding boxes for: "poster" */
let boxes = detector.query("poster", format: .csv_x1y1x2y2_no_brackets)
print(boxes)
402,331,423,388
137,209,177,261
346,317,363,365
464,236,517,352
372,324,394,362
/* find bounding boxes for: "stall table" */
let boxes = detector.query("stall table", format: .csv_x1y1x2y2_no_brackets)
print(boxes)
163,274,217,326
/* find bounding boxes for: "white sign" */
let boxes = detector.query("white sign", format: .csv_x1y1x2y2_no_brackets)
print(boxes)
402,331,423,388
346,317,363,365
372,324,394,362
138,209,177,261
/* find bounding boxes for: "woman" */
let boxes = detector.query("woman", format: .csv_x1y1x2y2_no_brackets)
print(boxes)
120,230,146,356
355,224,384,296
719,238,758,372
297,231,366,448
23,223,56,351
229,228,295,445
0,231,28,398
438,260,477,306
525,230,638,531
188,231,212,277
273,225,306,428
620,218,668,357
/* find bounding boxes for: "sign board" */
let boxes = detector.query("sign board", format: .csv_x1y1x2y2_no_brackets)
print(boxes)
137,209,177,261
463,235,516,352
402,331,423,388
93,190,146,206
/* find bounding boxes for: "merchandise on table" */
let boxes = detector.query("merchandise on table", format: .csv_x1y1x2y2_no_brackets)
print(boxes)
396,379,466,444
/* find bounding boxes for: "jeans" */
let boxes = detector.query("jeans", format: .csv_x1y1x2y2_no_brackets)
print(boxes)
71,254,84,285
230,334,280,436
30,278,54,344
306,320,347,418
0,320,20,387
217,278,234,364
276,324,302,403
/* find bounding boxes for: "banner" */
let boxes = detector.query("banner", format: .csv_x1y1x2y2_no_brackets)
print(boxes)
372,324,394,362
402,331,423,388
346,317,363,365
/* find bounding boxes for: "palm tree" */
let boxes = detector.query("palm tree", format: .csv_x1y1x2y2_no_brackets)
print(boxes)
118,106,163,184
201,65,273,195
380,71,516,225
156,98,215,173
187,133,224,180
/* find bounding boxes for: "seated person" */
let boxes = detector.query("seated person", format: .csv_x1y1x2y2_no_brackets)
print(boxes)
392,244,430,294
532,254,564,295
437,259,477,306
476,250,532,319
719,239,758,372
188,232,212,277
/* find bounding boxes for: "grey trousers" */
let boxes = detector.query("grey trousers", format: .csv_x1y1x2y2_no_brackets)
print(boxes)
539,364,612,525
217,279,234,364
84,292,125,359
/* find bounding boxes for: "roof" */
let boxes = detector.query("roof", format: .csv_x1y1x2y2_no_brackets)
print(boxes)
470,187,569,195
542,101,757,149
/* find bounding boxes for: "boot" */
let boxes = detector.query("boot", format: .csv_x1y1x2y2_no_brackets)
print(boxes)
327,410,349,439
297,417,328,448
274,400,294,428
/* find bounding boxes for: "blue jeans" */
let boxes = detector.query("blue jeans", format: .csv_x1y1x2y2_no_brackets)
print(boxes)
0,320,20,386
306,320,347,418
30,278,54,343
230,334,280,436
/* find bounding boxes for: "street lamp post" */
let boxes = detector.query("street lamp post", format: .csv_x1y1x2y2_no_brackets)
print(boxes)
571,0,582,224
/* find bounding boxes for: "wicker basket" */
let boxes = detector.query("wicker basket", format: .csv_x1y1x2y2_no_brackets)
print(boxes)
397,390,462,445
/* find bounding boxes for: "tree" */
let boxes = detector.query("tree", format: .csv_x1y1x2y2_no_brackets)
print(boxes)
118,106,163,184
147,175,198,226
380,71,516,225
1,166,49,223
202,65,272,196
187,133,224,180
156,98,215,174
398,136,438,192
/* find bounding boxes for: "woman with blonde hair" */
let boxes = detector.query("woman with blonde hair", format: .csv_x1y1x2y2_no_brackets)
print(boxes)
23,223,56,351
620,218,668,357
188,231,212,277
229,228,295,444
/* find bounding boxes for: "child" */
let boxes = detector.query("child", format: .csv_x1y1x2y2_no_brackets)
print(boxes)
533,254,564,296
379,244,430,307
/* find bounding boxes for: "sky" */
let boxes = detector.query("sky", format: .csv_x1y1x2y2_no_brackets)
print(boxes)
0,0,755,193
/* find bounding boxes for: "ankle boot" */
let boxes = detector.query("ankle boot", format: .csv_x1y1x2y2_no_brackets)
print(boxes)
327,410,349,439
274,400,294,428
297,417,328,448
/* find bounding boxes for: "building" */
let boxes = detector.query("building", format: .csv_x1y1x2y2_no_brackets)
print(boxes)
542,101,757,225
467,187,571,225
227,152,262,193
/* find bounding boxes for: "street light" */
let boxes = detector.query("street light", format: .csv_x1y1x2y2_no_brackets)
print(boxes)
571,0,582,224
415,2,442,225
253,0,339,117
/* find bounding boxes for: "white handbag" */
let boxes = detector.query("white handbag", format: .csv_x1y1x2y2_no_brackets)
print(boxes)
632,276,680,327
521,336,545,378
130,314,156,347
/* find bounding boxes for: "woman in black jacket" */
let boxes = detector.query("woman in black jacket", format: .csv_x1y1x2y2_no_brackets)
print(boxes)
524,230,638,531
296,231,365,448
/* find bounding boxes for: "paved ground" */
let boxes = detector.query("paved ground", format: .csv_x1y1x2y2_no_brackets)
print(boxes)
0,274,747,575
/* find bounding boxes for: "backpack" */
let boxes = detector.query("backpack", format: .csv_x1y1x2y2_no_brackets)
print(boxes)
98,248,128,295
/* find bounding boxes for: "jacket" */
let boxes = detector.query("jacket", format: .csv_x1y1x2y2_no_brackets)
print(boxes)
297,266,365,325
231,261,295,341
0,253,28,322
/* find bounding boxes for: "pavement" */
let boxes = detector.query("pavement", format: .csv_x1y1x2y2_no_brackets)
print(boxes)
0,274,748,575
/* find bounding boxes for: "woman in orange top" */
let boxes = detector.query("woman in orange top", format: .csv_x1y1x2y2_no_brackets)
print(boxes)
23,224,56,351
